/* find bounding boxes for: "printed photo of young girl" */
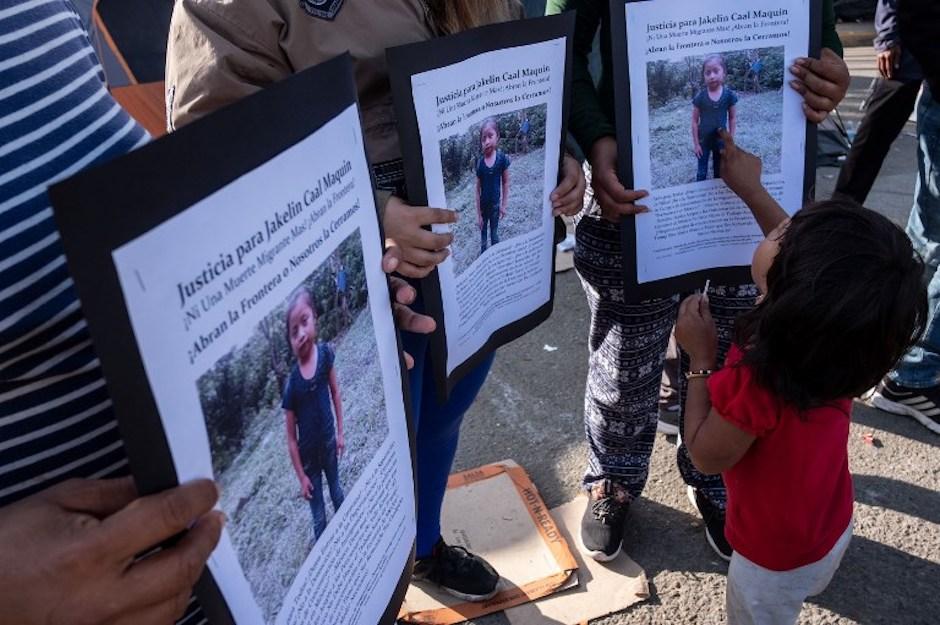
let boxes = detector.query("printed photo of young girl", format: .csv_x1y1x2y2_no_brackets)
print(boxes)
196,229,389,622
647,46,785,189
440,104,548,276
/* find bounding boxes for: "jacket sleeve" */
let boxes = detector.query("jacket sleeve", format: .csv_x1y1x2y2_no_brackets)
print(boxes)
873,0,899,52
165,0,292,131
545,0,614,156
821,0,844,57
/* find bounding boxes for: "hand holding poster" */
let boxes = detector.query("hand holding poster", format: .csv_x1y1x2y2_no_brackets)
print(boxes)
610,0,821,300
389,14,575,398
50,56,413,625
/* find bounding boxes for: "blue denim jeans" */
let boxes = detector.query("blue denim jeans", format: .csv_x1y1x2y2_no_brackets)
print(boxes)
400,287,495,559
696,133,722,181
302,437,344,539
480,204,500,253
890,86,940,388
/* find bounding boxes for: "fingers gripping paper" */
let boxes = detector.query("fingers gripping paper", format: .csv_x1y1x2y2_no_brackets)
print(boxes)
399,461,578,624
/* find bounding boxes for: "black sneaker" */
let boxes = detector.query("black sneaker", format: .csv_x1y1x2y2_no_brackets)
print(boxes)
871,378,940,435
580,480,630,562
687,486,732,561
412,538,500,602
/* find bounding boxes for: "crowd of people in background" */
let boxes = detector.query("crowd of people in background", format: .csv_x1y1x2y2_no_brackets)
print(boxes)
1,0,938,624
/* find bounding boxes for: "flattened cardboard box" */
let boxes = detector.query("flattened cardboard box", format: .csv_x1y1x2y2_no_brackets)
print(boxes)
399,461,578,624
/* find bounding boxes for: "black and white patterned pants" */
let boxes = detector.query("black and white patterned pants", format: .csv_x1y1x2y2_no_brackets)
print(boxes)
574,212,759,509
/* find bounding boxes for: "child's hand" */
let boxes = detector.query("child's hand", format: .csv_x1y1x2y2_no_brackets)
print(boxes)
550,154,586,217
718,129,763,203
694,143,703,159
383,196,456,278
675,294,717,369
336,433,345,459
499,204,506,219
588,136,649,222
299,475,314,500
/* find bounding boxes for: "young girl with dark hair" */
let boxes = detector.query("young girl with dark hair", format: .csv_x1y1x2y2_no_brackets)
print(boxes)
282,287,345,540
692,54,738,181
546,0,850,564
476,117,511,253
675,129,926,624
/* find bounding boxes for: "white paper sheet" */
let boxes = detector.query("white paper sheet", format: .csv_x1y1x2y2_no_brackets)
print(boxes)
111,105,413,625
410,38,567,374
624,0,810,283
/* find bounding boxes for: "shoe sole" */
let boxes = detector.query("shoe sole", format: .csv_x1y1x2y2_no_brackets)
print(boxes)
686,486,732,563
437,585,499,603
413,575,500,603
656,419,679,436
580,540,622,562
871,394,940,435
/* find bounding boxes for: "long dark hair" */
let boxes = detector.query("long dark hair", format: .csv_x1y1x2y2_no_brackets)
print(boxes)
735,200,927,409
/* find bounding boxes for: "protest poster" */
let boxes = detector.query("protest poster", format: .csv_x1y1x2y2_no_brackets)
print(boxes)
388,14,574,399
49,56,414,625
610,0,821,300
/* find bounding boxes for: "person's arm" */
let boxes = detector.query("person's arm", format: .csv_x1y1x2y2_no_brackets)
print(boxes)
692,106,702,157
727,104,737,137
285,409,313,498
167,1,454,279
500,168,510,217
821,0,843,57
328,367,345,459
0,478,222,625
476,175,483,228
874,0,900,52
718,130,788,234
675,295,757,475
165,0,292,130
547,0,648,221
545,0,614,155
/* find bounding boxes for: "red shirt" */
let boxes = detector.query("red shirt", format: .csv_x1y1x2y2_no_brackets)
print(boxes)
708,345,854,571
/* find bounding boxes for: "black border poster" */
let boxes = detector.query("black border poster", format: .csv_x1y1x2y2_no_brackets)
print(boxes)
388,13,575,400
610,0,821,301
50,55,415,625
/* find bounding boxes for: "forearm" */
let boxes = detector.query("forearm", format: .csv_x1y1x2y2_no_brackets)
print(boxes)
165,0,290,130
332,398,344,438
287,440,306,482
683,378,714,470
738,185,788,235
821,0,843,57
549,0,615,153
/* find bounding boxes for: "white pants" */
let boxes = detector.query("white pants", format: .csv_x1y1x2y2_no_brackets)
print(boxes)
725,522,853,625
